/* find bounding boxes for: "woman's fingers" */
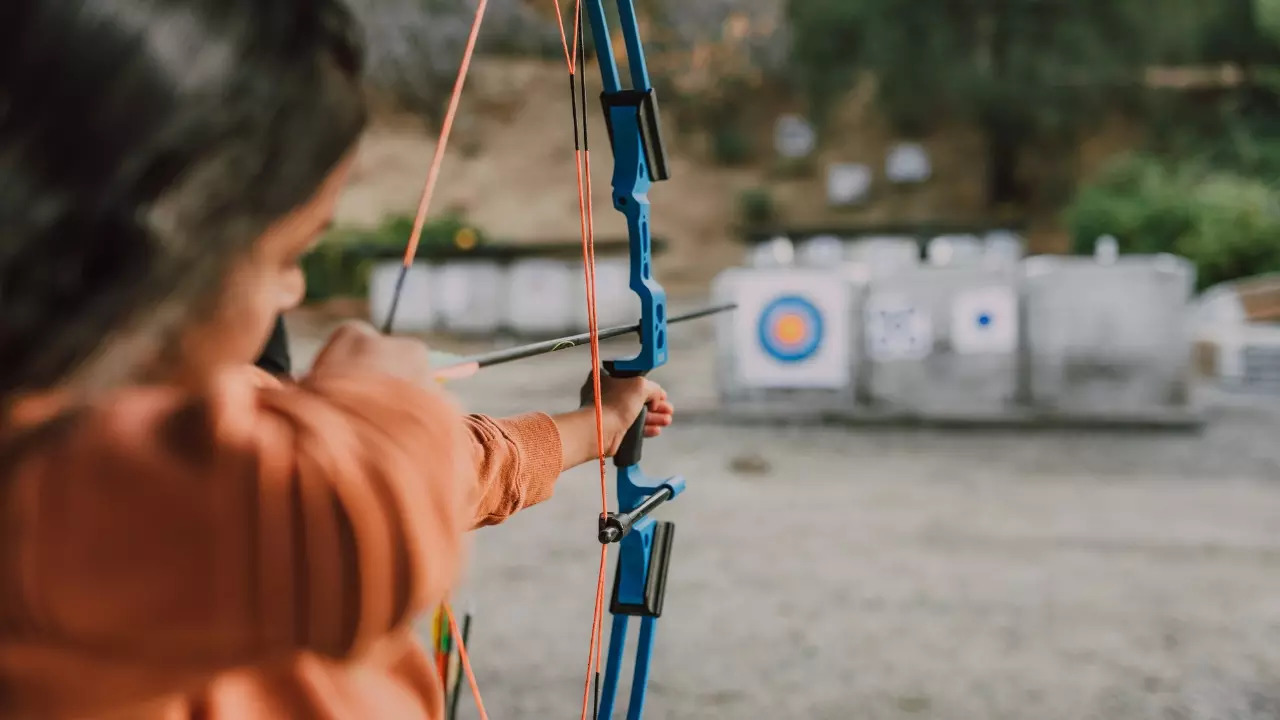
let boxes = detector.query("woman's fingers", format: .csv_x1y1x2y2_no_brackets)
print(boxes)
642,397,673,438
646,398,674,416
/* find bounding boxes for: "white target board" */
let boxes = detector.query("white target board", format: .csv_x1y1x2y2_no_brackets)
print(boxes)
865,293,933,361
826,163,872,206
369,261,434,332
505,259,576,335
731,270,851,389
951,286,1018,354
572,258,635,327
432,261,505,334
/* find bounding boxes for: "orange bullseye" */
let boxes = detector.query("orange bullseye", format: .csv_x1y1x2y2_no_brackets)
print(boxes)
774,313,807,345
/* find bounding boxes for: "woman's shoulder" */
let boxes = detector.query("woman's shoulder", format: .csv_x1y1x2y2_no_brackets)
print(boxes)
0,366,282,466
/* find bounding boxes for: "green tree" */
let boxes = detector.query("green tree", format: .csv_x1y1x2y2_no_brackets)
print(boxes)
1261,0,1280,44
787,0,1194,209
1152,0,1280,183
785,0,864,124
1201,0,1280,69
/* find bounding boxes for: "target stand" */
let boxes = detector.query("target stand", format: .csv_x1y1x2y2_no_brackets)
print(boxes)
858,267,1021,420
713,268,856,420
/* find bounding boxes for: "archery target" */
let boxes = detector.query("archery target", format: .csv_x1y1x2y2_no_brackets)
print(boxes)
758,296,824,363
571,258,635,327
505,259,576,335
731,270,851,388
951,286,1018,354
369,261,434,332
864,293,933,361
431,261,505,334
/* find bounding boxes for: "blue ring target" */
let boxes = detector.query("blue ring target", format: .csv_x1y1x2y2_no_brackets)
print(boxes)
757,295,824,363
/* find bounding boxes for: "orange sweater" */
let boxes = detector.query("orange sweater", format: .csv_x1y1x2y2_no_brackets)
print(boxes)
0,368,563,719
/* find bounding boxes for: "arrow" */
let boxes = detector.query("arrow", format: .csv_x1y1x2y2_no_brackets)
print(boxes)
429,302,736,381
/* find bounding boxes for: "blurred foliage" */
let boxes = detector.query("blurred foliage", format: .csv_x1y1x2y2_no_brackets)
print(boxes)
330,213,487,255
1201,0,1280,67
697,74,761,166
336,0,1280,284
301,243,369,302
783,0,866,126
780,0,1280,212
786,0,1158,207
1065,154,1280,289
636,2,785,166
347,0,561,123
1262,0,1280,44
737,186,777,228
711,123,754,166
1148,96,1280,183
302,214,487,301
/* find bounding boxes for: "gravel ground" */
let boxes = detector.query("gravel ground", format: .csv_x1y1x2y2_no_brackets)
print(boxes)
292,313,1280,720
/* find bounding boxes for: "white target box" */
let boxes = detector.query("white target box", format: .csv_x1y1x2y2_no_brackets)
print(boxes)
432,260,506,335
951,286,1018,354
369,260,434,332
721,268,852,389
861,268,1021,419
864,292,933,361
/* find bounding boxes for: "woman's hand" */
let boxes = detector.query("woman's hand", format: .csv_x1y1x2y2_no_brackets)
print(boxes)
580,373,675,454
308,321,435,386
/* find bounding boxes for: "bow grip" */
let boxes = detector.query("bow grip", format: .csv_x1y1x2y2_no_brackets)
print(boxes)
602,362,646,467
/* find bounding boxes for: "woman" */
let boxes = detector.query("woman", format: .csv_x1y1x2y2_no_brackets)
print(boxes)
0,1,673,718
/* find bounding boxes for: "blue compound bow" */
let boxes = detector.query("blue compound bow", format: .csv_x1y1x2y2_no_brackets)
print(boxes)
578,2,686,718
382,1,734,717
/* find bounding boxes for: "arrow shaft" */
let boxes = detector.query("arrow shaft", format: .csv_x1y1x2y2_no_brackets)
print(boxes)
445,302,736,371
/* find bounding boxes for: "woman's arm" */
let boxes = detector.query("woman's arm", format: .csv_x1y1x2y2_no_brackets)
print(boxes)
0,372,499,716
0,323,669,718
465,377,675,527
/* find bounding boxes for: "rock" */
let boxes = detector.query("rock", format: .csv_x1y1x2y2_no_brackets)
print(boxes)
729,453,772,475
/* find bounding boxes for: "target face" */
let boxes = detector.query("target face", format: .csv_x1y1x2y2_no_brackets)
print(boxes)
951,286,1017,354
757,295,824,363
864,293,934,361
722,269,850,389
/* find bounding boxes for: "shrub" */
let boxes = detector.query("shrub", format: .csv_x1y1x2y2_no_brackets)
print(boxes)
737,186,777,228
1065,153,1280,288
1065,155,1194,256
1178,173,1280,287
302,214,487,301
711,123,754,166
346,0,560,122
354,213,487,255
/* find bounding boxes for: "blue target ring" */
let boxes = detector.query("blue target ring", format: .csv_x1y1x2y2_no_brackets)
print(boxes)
757,295,824,363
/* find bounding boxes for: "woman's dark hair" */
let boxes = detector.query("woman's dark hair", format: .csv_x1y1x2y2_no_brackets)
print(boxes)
0,0,367,394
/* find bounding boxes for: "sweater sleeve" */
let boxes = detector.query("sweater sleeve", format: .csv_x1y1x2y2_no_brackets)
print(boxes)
0,370,560,716
462,412,562,528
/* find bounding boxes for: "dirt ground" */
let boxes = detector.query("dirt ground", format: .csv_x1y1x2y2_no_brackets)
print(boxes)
287,309,1280,720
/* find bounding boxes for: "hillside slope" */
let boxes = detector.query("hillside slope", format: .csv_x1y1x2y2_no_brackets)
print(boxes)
334,58,1139,292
